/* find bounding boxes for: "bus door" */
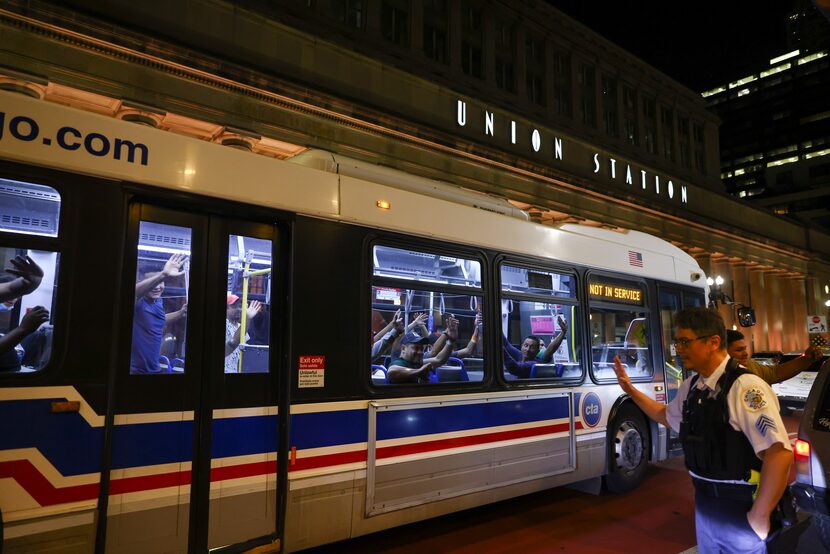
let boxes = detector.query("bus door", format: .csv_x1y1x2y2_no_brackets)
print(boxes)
657,286,705,453
105,204,285,554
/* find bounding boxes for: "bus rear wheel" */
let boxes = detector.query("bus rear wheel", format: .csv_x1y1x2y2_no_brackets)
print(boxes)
604,403,649,493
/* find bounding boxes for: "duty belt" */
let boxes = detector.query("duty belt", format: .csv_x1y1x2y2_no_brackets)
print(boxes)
692,477,755,500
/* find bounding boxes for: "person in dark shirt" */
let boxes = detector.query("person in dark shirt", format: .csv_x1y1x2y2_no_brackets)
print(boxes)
503,316,568,378
0,270,49,372
387,320,458,384
130,254,188,374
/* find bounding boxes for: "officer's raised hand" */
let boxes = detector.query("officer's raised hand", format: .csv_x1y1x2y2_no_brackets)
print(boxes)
613,355,634,395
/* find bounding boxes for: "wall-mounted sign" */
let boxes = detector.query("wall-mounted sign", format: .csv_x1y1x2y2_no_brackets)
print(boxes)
588,281,644,305
455,99,688,206
807,315,827,333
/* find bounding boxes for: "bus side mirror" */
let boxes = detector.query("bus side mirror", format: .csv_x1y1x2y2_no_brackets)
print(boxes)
737,306,756,327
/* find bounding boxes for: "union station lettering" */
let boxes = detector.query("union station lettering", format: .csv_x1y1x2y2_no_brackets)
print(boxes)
455,99,688,205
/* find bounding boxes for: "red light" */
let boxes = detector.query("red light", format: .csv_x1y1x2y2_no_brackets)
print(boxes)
794,439,810,458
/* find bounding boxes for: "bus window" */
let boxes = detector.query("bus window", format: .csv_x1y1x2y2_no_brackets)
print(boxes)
0,247,58,373
129,221,191,375
499,264,582,382
370,244,484,386
224,234,271,374
0,178,61,238
590,308,652,380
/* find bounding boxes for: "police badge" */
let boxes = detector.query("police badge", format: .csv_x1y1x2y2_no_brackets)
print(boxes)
743,387,767,412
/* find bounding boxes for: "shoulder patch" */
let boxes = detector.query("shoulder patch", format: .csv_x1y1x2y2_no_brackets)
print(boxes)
742,387,768,412
756,414,776,437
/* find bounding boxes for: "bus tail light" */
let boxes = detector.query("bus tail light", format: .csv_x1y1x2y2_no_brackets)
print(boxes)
794,439,811,483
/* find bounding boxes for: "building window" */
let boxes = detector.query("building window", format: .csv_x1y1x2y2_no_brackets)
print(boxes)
423,0,448,63
642,96,656,154
381,0,409,46
553,51,572,117
461,1,483,79
333,0,364,29
526,35,545,106
661,107,674,162
601,75,618,138
678,116,691,168
577,63,596,128
494,21,516,93
693,123,706,173
622,86,637,145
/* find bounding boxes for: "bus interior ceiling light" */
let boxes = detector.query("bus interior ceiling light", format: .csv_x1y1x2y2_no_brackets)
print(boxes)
376,200,391,210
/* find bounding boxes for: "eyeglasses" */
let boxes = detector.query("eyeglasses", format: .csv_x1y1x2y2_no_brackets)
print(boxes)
672,335,714,349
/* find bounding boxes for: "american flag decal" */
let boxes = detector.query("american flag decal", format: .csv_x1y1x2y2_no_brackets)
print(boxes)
628,250,643,267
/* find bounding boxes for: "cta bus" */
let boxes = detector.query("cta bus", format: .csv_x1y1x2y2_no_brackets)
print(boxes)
0,90,707,553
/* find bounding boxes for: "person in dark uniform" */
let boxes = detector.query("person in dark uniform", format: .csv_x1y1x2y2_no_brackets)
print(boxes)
614,307,791,553
130,254,188,374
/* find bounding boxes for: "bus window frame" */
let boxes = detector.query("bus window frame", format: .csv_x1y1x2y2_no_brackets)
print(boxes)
0,164,67,382
495,257,584,388
585,270,654,385
365,236,491,394
116,202,209,413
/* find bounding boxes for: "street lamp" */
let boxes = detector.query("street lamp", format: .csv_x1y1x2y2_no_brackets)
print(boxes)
707,274,756,326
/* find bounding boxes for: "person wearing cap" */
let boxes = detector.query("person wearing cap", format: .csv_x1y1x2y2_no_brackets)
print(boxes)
225,294,263,373
727,329,822,385
387,318,459,383
130,254,188,374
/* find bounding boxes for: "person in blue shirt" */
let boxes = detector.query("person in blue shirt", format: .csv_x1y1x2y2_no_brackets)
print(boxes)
130,253,188,374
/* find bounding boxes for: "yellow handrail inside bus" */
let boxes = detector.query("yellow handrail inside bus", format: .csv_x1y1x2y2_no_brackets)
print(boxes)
237,255,272,373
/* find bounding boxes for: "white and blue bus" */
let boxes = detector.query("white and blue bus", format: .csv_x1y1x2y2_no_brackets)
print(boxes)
0,90,707,553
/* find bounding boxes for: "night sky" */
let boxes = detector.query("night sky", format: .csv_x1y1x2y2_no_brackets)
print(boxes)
549,1,794,92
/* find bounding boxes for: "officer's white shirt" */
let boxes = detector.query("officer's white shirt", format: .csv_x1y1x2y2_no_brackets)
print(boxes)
666,355,792,459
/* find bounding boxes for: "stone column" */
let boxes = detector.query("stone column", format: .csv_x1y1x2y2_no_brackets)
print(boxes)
748,268,769,352
789,277,808,350
763,271,784,352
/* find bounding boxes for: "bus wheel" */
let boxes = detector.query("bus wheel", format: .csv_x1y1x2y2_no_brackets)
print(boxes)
604,404,648,493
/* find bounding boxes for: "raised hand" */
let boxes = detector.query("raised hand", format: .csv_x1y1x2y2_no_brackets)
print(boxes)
558,316,568,334
246,300,263,322
391,309,404,333
162,253,188,278
446,314,459,341
475,311,483,329
6,255,44,290
612,355,634,395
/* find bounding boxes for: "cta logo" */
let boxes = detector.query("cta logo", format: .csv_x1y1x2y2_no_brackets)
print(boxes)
581,392,602,428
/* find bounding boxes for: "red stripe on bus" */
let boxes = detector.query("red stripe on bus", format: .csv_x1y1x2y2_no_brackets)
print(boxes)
0,460,99,505
376,422,576,459
2,421,584,505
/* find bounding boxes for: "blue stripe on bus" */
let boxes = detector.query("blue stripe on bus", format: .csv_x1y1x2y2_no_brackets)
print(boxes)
211,415,277,459
0,399,104,476
111,420,194,469
1,397,575,476
376,396,571,441
288,409,368,449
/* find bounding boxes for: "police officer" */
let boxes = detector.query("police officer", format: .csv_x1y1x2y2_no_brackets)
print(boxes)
613,307,792,553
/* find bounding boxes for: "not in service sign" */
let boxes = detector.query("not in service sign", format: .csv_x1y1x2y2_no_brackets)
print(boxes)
298,355,325,388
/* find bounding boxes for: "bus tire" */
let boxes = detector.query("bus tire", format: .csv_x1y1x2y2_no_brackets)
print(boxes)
604,403,649,493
